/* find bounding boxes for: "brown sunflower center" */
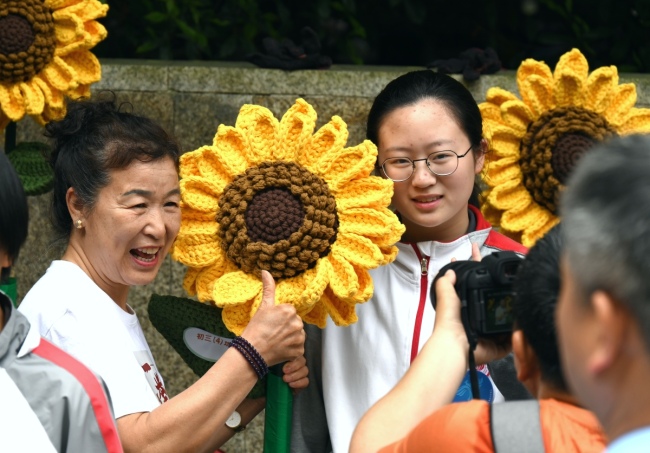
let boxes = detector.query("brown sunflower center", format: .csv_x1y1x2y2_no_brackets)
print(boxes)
519,106,617,214
0,1,56,84
217,161,339,280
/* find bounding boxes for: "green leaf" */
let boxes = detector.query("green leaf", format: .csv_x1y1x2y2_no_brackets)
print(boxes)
145,11,168,23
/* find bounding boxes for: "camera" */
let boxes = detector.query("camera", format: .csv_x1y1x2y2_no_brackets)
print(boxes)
431,251,523,346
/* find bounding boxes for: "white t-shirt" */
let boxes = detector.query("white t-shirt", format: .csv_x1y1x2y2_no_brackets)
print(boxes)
19,260,168,418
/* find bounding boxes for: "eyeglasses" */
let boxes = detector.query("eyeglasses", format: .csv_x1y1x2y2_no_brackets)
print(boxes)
380,146,473,182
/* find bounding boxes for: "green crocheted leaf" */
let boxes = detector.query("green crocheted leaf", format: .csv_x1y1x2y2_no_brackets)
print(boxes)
148,294,266,398
6,142,54,196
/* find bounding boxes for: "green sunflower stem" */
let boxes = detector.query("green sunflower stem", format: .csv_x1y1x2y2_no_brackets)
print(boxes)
263,363,293,453
4,121,16,153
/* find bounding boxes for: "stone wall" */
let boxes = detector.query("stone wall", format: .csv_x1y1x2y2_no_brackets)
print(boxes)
9,60,650,452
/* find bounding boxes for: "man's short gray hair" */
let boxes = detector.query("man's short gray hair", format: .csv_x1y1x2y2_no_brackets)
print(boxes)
561,134,650,348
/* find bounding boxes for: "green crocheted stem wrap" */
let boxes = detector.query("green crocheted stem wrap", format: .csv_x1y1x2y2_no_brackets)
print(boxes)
148,294,266,399
6,141,54,196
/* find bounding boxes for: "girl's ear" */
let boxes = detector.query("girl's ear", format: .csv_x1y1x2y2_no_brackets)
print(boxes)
474,139,488,174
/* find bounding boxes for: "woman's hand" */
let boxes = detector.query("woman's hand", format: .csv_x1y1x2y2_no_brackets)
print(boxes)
282,355,309,394
241,271,305,367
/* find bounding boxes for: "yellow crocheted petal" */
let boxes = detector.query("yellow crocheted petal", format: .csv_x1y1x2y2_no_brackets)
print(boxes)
331,232,384,270
483,156,522,188
338,207,404,248
32,75,64,110
235,104,279,164
521,216,560,248
302,301,327,328
324,252,359,300
318,140,377,192
212,271,263,307
584,66,619,114
180,176,224,213
42,56,78,91
501,201,553,234
379,244,399,265
518,74,555,118
179,148,203,179
34,101,66,125
302,116,348,175
555,49,589,81
603,83,637,127
181,265,202,297
487,178,532,211
0,84,26,121
479,102,503,123
553,49,589,107
335,177,393,211
52,8,86,54
67,83,91,100
222,300,255,336
54,0,109,21
517,58,553,91
195,260,239,303
62,51,101,85
18,81,45,115
276,98,317,161
480,198,504,228
197,145,238,183
83,20,108,48
500,100,534,133
488,125,523,159
211,125,252,175
296,259,331,309
618,108,650,135
485,87,520,108
321,288,358,327
342,266,374,303
173,215,220,267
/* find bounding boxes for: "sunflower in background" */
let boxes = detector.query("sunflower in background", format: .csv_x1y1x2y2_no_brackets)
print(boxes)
0,0,108,130
480,48,650,247
172,99,404,334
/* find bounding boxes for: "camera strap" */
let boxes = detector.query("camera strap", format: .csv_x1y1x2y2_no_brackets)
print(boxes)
490,400,544,453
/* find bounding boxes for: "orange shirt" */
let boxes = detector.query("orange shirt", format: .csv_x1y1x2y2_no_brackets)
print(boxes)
379,399,606,453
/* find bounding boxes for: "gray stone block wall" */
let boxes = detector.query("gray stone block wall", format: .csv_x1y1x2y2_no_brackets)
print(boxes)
7,60,650,453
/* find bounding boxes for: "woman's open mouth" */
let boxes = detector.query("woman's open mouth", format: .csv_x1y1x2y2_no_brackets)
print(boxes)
131,247,160,263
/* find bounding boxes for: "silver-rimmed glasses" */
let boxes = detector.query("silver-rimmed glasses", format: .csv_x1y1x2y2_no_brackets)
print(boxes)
380,146,473,182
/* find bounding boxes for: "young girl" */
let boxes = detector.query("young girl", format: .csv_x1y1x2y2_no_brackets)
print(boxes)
292,70,529,453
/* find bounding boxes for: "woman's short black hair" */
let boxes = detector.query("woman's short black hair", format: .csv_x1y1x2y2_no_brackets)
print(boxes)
0,151,29,281
46,95,181,240
367,70,484,207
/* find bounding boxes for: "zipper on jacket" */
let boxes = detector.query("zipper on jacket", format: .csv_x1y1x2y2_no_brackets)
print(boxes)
410,244,429,364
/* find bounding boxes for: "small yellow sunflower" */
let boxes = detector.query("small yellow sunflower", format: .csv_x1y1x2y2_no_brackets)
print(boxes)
0,0,108,130
172,99,404,334
480,48,650,247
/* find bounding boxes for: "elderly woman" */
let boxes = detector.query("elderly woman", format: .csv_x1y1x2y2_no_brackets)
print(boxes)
19,98,307,453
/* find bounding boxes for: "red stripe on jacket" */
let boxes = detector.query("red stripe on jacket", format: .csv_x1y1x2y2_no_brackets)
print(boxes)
33,338,124,453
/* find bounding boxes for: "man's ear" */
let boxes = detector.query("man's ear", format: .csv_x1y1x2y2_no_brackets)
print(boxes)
513,329,538,384
66,187,84,223
587,290,629,375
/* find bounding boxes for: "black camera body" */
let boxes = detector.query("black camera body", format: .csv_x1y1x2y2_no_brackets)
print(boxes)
431,251,523,346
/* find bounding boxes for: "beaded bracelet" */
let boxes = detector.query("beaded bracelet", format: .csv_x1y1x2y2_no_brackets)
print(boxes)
230,336,269,379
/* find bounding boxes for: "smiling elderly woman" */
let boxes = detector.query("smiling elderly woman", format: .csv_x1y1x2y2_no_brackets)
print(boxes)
18,98,308,453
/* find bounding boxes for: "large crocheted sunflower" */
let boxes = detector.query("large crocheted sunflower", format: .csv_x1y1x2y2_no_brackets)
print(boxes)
172,99,404,334
480,48,650,247
0,0,108,129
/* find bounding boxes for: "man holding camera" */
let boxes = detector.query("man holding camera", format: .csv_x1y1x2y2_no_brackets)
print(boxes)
557,134,650,452
350,228,606,452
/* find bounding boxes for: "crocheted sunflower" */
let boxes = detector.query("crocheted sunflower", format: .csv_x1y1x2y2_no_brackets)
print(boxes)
480,48,650,247
0,0,108,130
172,99,404,335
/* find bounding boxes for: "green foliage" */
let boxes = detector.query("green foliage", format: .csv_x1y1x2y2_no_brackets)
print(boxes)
94,0,650,72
